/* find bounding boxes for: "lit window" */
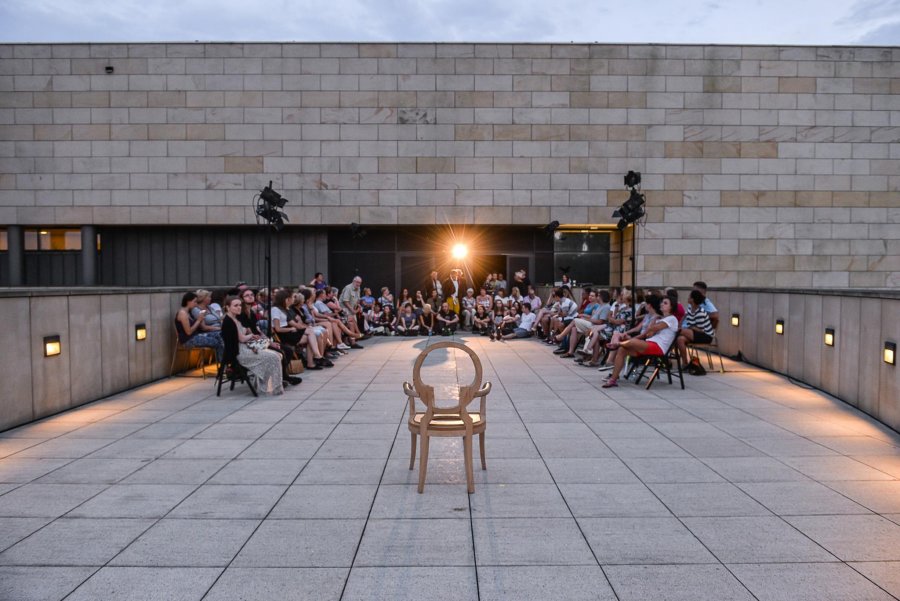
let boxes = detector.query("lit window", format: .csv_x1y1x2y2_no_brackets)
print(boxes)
23,228,82,251
0,230,7,252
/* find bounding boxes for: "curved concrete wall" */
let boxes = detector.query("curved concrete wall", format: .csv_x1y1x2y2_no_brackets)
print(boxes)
712,288,900,431
0,288,191,432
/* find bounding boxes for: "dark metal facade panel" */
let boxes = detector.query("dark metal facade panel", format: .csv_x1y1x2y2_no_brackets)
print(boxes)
96,226,327,288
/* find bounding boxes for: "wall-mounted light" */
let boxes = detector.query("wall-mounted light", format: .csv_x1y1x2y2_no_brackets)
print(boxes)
775,319,784,335
43,335,61,357
824,328,835,347
885,341,896,366
731,313,740,327
105,66,114,74
135,323,147,341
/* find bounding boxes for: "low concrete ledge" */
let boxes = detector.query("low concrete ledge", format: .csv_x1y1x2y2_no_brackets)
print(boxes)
711,289,899,432
0,288,198,432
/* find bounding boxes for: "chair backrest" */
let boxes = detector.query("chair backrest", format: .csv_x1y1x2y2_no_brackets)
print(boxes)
411,341,484,418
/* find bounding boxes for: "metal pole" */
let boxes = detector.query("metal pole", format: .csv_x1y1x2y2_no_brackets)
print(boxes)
265,223,273,338
631,223,637,327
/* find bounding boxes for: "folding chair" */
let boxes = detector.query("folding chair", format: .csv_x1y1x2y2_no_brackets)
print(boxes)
634,339,684,390
170,324,216,378
215,359,258,397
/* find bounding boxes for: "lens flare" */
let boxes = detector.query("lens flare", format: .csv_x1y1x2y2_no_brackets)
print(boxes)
452,243,468,260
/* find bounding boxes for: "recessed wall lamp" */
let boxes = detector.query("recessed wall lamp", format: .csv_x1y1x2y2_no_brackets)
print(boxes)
105,66,114,74
135,323,147,341
824,328,835,347
885,342,896,366
775,319,784,335
43,335,61,357
731,313,740,327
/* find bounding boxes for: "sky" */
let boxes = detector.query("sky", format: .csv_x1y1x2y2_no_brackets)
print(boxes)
0,0,899,45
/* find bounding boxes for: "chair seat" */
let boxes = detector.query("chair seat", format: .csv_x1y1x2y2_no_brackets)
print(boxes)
409,412,485,431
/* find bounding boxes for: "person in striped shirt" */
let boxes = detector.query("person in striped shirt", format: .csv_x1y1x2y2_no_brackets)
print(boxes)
677,289,716,368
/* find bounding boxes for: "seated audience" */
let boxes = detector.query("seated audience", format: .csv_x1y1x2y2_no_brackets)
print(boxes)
436,302,460,335
601,295,679,388
676,289,716,368
501,302,536,340
176,291,224,363
396,305,419,336
473,304,492,335
419,304,437,336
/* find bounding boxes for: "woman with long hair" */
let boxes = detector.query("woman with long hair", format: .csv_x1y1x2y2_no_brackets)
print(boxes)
221,296,284,395
601,295,679,389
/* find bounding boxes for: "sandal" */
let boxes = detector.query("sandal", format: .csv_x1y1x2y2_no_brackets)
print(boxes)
601,377,618,388
559,353,574,358
581,361,599,368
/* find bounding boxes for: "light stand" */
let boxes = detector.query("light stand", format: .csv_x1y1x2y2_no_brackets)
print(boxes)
255,181,289,337
613,171,645,326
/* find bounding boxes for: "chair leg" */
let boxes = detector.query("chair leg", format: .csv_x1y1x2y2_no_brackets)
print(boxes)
417,434,430,494
705,349,714,370
215,363,224,397
170,342,179,376
409,432,417,470
244,368,258,397
463,434,475,494
718,351,726,373
479,433,486,470
676,354,685,389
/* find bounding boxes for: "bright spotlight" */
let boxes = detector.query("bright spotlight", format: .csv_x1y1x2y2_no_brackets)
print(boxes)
451,243,468,260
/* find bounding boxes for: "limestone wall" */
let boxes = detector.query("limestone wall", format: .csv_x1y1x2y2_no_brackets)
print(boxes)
1,43,898,288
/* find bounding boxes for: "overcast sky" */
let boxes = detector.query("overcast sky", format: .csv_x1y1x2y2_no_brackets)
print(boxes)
1,0,899,45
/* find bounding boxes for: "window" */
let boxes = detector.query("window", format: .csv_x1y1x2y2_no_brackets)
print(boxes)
24,228,82,251
553,230,611,285
0,229,7,251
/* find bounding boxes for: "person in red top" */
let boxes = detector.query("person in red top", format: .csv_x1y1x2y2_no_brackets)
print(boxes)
666,287,686,324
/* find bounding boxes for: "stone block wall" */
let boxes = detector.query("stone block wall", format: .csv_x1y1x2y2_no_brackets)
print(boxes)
1,42,898,288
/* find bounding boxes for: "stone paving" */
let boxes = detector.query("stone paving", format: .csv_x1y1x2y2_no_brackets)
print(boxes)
1,335,900,601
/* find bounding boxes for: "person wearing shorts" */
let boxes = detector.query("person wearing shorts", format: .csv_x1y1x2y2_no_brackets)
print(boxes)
602,294,679,388
676,289,716,368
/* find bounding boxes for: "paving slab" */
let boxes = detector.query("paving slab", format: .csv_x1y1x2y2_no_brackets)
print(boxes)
0,518,153,566
605,564,756,601
233,519,365,568
729,562,896,601
111,519,259,567
579,516,717,565
477,566,617,601
0,566,95,601
65,567,221,601
204,567,347,601
355,518,474,566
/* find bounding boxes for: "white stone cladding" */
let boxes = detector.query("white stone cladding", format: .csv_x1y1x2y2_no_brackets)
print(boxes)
0,42,898,287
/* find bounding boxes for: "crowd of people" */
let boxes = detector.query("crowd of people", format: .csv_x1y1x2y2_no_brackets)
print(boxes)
174,268,718,395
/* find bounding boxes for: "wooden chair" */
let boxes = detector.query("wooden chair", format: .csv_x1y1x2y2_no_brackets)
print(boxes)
404,341,492,494
170,324,216,378
633,338,685,390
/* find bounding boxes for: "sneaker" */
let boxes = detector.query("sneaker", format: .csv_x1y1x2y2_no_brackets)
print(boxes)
597,364,614,372
336,343,351,350
601,378,618,388
287,376,303,385
552,348,567,355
